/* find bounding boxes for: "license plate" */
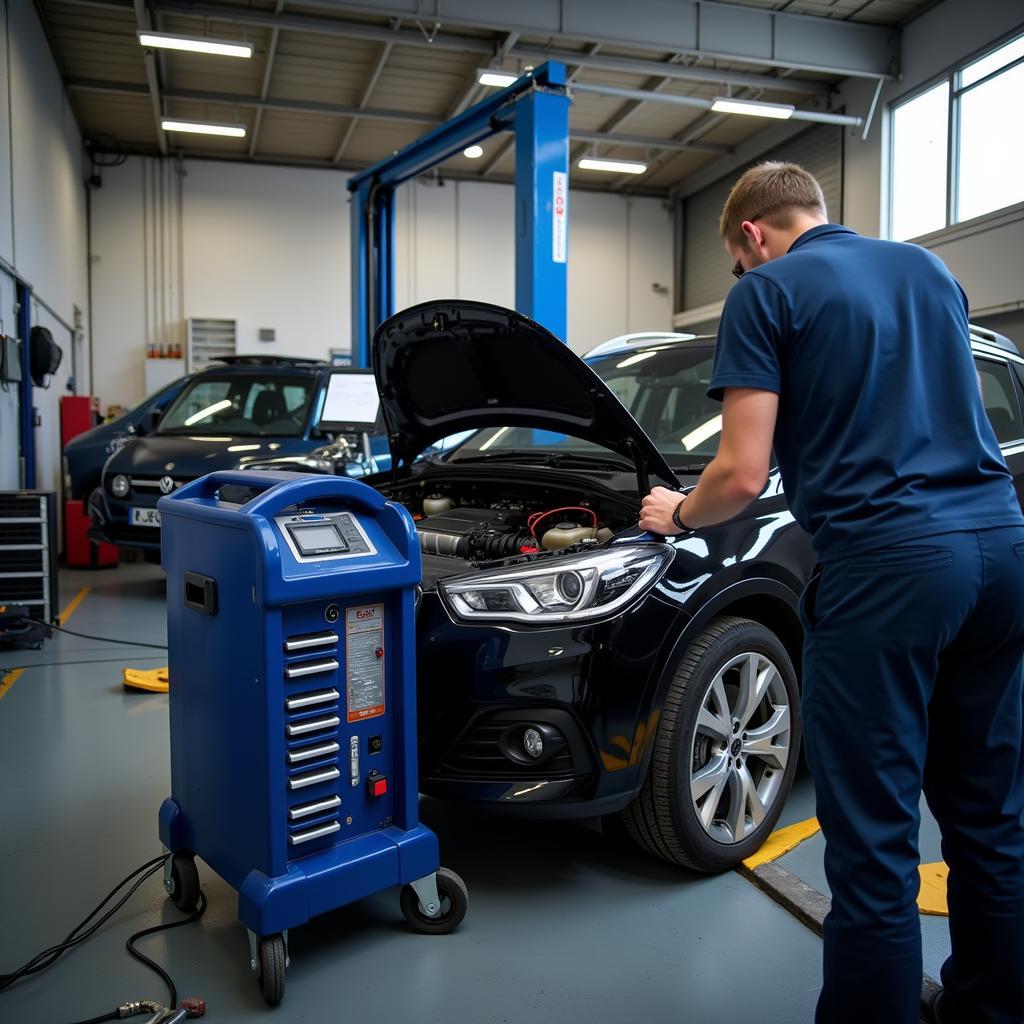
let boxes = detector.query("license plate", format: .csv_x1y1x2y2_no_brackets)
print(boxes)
131,507,162,527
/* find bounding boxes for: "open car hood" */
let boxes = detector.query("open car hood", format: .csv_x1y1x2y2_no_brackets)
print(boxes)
372,300,680,492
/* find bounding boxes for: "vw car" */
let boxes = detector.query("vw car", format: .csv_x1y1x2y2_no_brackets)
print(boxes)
89,356,388,554
64,373,193,504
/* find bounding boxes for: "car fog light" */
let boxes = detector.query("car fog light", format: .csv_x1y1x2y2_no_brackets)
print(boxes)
523,727,544,760
111,474,130,498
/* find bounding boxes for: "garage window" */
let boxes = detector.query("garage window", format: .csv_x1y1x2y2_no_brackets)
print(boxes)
889,31,1024,240
975,357,1024,444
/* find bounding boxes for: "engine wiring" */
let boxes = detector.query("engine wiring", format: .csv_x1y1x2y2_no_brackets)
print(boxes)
527,505,599,540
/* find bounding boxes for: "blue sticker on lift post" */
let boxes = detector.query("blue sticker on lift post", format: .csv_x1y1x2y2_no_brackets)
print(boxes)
346,604,385,724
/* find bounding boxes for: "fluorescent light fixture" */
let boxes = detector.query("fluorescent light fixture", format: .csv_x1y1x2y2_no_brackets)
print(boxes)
711,97,794,119
161,119,247,138
138,31,253,58
577,157,647,175
478,70,519,88
185,400,232,426
463,145,484,159
682,414,723,452
616,351,658,369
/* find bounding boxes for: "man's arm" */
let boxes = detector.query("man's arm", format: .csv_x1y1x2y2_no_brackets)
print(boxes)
639,387,778,535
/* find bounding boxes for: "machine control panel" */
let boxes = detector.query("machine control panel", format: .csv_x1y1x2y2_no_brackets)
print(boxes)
274,510,377,563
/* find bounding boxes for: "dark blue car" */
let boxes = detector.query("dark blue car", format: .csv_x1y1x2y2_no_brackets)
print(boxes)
64,373,193,503
88,356,388,555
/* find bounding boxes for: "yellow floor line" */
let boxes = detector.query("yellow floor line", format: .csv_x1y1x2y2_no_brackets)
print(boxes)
918,861,949,916
0,668,24,702
742,816,821,870
59,587,91,625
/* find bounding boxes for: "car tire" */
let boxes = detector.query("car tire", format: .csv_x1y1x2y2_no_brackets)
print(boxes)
621,615,801,873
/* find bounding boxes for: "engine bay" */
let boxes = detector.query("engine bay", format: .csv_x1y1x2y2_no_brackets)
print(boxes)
381,476,638,569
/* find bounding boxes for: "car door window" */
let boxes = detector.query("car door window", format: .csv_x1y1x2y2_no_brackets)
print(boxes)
974,356,1024,444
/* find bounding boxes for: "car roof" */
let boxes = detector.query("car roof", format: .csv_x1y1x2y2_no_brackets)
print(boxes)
583,325,1021,362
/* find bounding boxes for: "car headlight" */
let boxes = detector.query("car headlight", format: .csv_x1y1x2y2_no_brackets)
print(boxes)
111,474,130,498
439,543,674,625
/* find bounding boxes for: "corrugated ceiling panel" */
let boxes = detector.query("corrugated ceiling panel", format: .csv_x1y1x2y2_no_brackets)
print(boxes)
156,15,271,95
270,34,383,105
252,110,346,160
71,92,158,145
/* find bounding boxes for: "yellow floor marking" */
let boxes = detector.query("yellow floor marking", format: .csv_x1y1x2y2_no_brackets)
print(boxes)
918,861,949,916
742,816,821,870
0,668,24,701
59,587,91,625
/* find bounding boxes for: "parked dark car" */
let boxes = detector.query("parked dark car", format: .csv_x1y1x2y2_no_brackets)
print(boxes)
89,356,389,554
256,302,1024,872
63,373,193,504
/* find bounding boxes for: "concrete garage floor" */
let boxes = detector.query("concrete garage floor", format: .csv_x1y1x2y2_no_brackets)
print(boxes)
0,564,948,1023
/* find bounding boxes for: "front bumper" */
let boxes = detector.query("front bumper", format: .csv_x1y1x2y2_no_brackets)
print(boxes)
88,489,161,550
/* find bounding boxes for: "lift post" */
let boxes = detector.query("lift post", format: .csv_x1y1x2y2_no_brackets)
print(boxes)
348,62,570,367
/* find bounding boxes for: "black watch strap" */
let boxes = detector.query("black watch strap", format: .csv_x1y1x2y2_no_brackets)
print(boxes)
671,500,691,533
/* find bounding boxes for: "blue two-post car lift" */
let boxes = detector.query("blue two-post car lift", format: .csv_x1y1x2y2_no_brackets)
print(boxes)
348,61,571,366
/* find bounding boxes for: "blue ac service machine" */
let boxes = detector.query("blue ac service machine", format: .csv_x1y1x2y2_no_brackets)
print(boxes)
157,470,467,1005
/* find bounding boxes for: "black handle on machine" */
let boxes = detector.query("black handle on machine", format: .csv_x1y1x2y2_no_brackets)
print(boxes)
183,572,218,616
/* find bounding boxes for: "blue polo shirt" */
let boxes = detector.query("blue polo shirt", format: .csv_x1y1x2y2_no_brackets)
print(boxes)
708,224,1023,561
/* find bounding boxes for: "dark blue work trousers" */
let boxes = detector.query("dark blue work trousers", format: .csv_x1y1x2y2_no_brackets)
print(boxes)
800,526,1024,1024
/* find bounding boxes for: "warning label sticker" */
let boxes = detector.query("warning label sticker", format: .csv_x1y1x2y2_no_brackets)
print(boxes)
345,604,385,723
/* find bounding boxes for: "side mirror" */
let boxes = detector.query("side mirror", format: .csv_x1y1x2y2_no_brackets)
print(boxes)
137,409,163,436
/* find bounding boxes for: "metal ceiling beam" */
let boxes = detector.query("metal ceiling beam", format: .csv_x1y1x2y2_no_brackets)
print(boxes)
133,0,167,154
96,0,890,90
67,78,439,126
331,32,397,163
512,45,828,96
248,0,284,157
572,82,863,127
245,0,900,80
572,130,729,156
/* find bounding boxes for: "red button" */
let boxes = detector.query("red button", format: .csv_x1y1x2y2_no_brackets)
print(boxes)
369,776,388,797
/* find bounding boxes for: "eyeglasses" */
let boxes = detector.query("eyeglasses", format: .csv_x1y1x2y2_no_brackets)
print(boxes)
730,211,765,280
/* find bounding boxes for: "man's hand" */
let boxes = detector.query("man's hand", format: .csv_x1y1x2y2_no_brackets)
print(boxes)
639,486,686,535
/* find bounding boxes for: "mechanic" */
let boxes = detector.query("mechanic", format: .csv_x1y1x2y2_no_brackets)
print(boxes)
639,162,1024,1024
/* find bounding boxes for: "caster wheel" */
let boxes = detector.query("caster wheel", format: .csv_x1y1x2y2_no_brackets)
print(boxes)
256,933,286,1006
400,867,468,935
167,852,200,913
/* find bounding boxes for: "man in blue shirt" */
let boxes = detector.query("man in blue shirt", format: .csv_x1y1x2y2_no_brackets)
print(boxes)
640,162,1024,1024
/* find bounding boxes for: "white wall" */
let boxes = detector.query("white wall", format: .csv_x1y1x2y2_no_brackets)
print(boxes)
837,0,1022,320
0,0,89,493
90,161,675,406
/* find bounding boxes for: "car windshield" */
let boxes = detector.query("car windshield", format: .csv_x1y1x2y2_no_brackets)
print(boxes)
447,345,721,467
157,374,316,437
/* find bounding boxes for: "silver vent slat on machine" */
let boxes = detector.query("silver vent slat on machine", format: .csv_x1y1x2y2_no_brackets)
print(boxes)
287,741,340,764
286,715,340,737
289,795,342,820
289,766,341,790
285,689,339,712
285,659,339,679
284,632,339,652
289,821,341,845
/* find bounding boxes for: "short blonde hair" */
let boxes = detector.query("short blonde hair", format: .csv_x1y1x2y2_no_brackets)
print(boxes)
719,161,826,247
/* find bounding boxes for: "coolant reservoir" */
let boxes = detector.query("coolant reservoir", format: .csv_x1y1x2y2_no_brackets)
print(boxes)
423,494,453,516
541,522,598,550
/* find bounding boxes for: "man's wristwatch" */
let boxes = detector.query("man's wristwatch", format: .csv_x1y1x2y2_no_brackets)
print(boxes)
671,500,692,533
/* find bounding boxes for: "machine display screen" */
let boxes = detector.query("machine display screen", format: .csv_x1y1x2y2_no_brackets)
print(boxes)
289,523,349,556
